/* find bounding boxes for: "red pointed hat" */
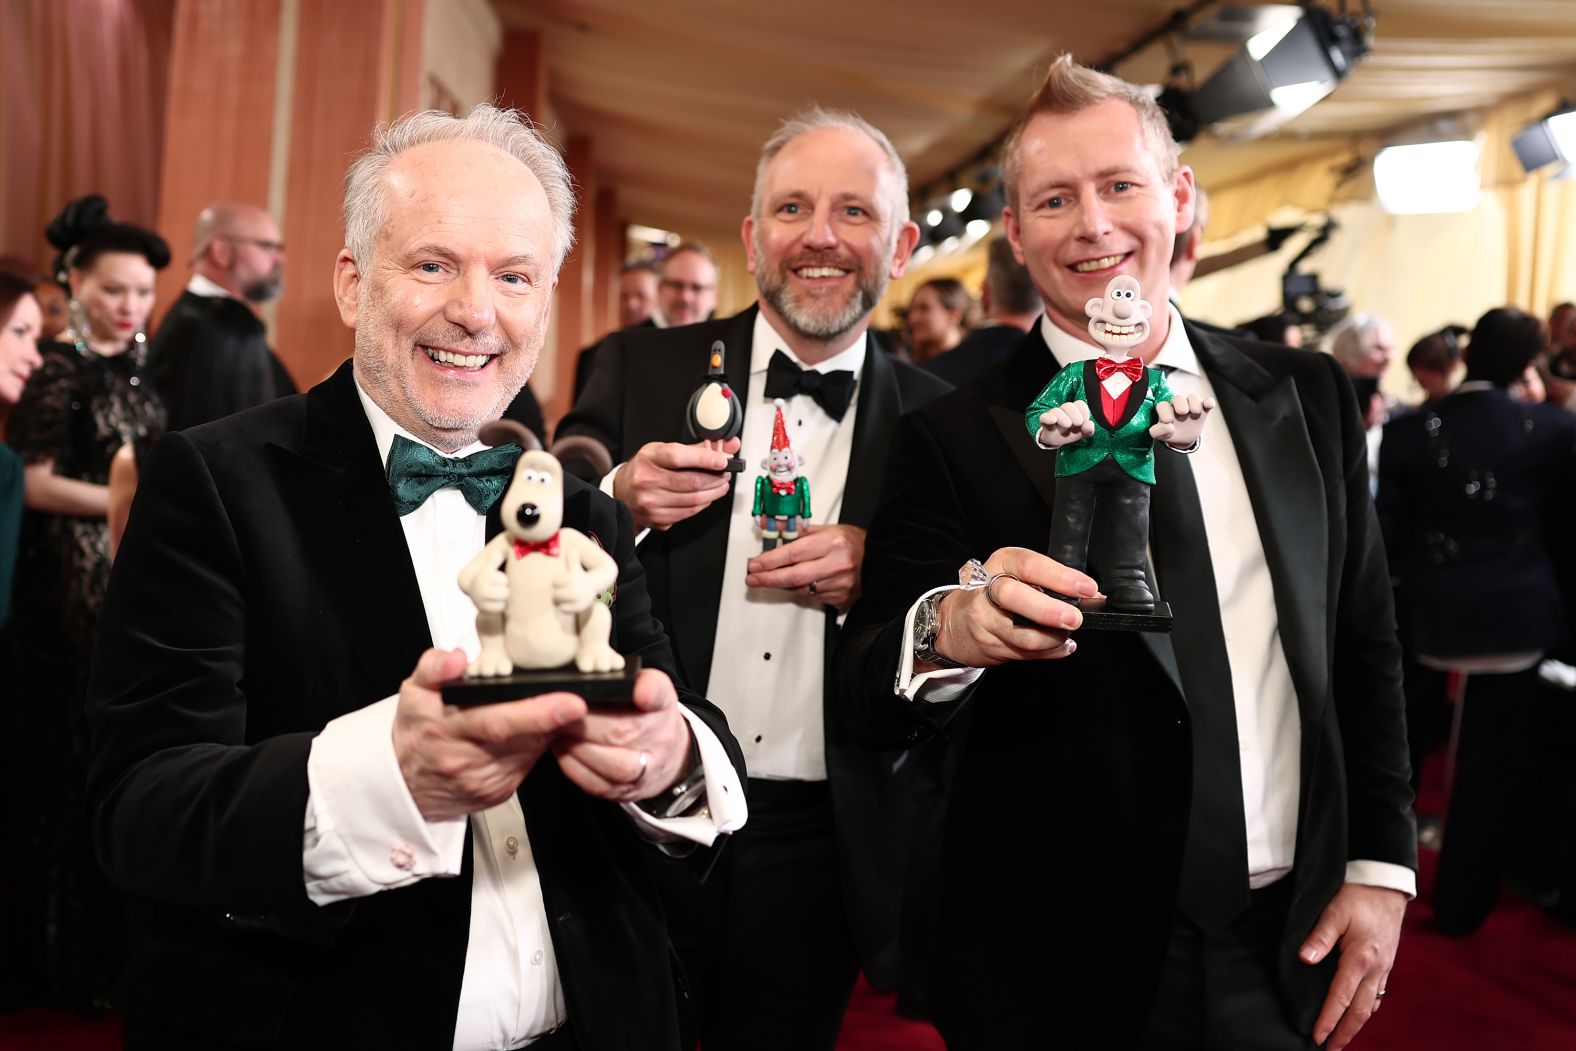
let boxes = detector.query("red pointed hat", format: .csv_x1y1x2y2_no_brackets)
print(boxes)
769,398,791,452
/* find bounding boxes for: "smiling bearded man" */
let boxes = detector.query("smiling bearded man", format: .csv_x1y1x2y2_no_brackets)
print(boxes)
552,108,951,1051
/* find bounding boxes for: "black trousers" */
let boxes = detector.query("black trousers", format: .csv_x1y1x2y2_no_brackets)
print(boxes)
1142,880,1315,1050
1434,666,1541,935
649,778,859,1051
1048,457,1150,591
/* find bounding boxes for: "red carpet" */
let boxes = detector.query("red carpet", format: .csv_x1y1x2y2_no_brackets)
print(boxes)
4,749,1574,1050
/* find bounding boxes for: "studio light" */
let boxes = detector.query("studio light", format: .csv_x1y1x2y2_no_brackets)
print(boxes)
1513,107,1576,174
1373,140,1481,214
1186,4,1369,137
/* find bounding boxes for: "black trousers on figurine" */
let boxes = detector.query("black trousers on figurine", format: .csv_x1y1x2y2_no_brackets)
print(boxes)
1049,456,1151,592
1434,666,1542,935
648,778,859,1051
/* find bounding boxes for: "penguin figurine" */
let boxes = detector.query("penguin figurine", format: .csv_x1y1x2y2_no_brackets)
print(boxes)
685,340,745,472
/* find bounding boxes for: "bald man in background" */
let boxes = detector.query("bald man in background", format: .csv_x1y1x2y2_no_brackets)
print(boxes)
150,202,297,431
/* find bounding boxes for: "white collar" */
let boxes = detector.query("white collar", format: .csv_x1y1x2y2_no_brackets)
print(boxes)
1037,302,1202,377
186,273,239,301
749,309,868,377
354,377,488,467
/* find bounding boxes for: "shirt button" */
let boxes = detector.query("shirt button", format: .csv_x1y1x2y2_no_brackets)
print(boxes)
531,949,544,966
504,836,520,856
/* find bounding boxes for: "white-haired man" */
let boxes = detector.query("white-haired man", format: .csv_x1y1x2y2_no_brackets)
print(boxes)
554,109,950,1050
149,202,297,430
86,105,747,1051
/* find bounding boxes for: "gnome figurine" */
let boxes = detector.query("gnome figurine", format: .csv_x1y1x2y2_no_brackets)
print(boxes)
752,399,810,551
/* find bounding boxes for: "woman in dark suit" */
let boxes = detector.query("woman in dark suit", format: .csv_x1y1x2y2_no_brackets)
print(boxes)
1378,306,1576,935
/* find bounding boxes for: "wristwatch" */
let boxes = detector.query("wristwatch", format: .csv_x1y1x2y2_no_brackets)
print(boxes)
637,739,709,821
912,590,965,669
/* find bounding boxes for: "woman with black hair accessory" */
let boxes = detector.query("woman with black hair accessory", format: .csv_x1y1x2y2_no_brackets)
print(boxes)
3,195,169,1011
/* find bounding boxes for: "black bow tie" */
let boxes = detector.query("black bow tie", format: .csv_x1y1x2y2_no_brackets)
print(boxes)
763,349,856,422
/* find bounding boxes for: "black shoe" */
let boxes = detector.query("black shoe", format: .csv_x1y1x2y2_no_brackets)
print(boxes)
1105,583,1155,613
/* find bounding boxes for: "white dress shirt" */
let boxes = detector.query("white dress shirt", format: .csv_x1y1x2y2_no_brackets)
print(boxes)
898,308,1415,898
301,383,746,1051
186,273,237,300
603,312,863,782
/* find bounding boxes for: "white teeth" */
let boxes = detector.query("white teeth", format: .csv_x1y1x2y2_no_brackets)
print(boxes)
1073,255,1125,273
1101,324,1140,337
796,266,848,278
424,346,488,370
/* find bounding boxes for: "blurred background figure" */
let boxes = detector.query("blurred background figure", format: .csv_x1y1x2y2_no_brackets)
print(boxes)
903,277,974,365
1329,312,1397,491
1378,307,1576,937
148,202,295,431
1238,311,1304,347
2,195,169,1012
657,240,720,327
0,271,44,625
922,236,1038,386
1406,325,1466,402
619,258,660,329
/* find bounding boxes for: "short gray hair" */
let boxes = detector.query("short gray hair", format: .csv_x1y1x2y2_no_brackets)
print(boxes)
1329,313,1388,368
343,103,576,271
750,107,910,229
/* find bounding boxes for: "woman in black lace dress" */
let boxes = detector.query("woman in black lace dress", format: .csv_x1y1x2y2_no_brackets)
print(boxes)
3,197,169,1010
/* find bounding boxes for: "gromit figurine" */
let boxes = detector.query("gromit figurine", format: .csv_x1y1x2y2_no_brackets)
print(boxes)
752,399,810,552
458,420,625,677
1024,274,1213,614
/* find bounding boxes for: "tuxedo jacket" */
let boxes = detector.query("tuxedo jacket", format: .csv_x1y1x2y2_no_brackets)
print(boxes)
1025,358,1174,482
85,362,744,1050
833,320,1416,1048
1378,386,1576,659
555,306,950,985
150,290,297,432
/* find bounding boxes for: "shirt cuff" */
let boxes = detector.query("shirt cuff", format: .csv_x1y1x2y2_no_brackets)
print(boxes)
303,695,468,906
621,704,748,849
896,585,985,701
601,462,651,546
1345,859,1417,899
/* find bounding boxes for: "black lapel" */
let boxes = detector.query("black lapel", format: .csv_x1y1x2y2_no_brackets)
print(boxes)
664,307,760,695
838,338,902,528
266,361,433,697
987,323,1062,514
1083,360,1114,431
1113,366,1149,431
1186,321,1329,720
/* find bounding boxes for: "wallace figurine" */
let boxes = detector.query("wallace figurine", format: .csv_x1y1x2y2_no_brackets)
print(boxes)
1025,274,1213,618
752,399,810,551
445,420,638,704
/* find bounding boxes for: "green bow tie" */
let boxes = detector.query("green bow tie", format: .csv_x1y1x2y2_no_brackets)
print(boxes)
386,434,521,516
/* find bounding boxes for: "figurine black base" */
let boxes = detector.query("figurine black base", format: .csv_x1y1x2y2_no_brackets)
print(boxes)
1012,599,1172,633
443,656,642,707
722,455,744,473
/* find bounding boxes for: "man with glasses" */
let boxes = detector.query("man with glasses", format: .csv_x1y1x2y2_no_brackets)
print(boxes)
657,241,720,327
149,202,296,430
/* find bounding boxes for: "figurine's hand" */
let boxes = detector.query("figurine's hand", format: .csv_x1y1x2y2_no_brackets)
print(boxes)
745,523,866,612
393,648,588,822
552,570,599,613
1149,394,1215,448
1036,401,1095,449
931,548,1098,669
614,439,741,532
553,667,696,802
467,569,510,613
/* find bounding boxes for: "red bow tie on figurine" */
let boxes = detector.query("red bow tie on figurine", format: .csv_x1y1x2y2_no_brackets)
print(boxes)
512,534,561,559
769,478,797,496
1095,356,1145,383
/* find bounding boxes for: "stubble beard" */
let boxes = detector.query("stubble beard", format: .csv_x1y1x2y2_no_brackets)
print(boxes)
354,285,532,451
755,232,890,345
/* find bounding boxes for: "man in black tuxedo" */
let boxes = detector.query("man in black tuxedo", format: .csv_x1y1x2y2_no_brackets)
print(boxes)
922,234,1039,387
149,202,297,430
554,109,949,1050
1379,307,1576,935
834,56,1415,1050
86,104,746,1051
